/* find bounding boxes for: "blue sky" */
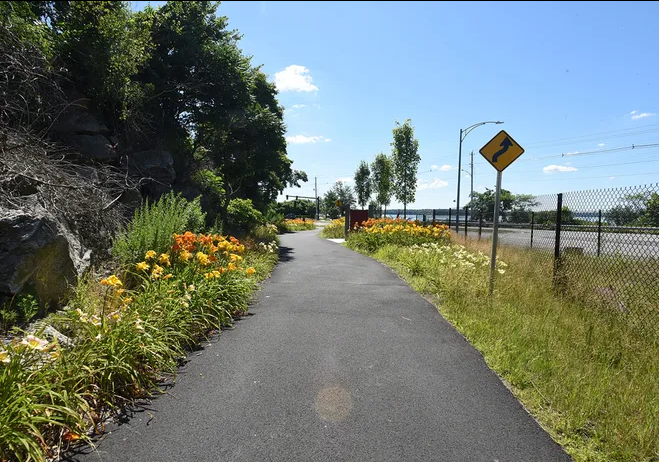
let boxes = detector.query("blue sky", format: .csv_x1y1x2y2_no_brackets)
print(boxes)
132,1,659,208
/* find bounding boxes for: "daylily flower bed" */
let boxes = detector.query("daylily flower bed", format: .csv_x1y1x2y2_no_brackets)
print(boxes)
0,232,277,461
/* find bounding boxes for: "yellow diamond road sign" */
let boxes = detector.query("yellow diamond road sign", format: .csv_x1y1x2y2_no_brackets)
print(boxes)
479,130,525,172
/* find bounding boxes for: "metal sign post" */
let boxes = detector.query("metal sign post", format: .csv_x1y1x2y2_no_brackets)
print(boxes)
479,129,525,297
488,171,502,296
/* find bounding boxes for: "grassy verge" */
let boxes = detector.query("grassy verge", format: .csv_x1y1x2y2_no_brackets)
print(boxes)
347,235,659,462
1,224,279,460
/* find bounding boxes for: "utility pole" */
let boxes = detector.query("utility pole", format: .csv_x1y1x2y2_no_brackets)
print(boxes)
470,150,474,207
314,176,319,219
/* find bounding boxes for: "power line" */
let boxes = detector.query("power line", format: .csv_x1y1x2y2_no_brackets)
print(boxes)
524,123,659,148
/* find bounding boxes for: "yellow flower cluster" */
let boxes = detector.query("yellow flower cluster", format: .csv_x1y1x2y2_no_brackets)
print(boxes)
101,275,122,288
361,222,450,239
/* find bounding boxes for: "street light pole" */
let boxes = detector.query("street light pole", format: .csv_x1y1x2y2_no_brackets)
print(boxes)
455,121,504,233
470,150,474,206
456,128,463,234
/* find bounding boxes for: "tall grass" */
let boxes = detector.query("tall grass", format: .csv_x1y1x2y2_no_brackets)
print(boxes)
112,192,206,266
351,236,659,462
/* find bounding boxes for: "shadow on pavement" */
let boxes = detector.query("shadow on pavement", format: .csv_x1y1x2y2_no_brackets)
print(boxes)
279,245,294,262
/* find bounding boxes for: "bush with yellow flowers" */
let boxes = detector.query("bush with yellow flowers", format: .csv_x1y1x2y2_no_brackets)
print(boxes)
0,230,278,461
279,218,316,232
319,217,346,238
348,218,450,252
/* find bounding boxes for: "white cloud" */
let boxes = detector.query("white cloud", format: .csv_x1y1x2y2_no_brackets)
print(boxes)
286,135,330,144
632,112,655,120
438,164,453,171
417,178,449,190
291,104,307,109
430,165,438,171
609,176,615,181
565,151,579,156
630,110,637,115
274,65,318,92
335,177,353,184
598,143,605,147
543,164,578,173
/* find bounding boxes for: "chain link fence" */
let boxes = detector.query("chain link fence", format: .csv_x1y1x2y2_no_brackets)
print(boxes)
418,183,659,333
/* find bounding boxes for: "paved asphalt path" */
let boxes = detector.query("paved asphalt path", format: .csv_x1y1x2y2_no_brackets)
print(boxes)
66,230,570,462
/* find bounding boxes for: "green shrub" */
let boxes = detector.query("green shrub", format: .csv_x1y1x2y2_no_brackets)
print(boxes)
0,294,39,332
226,198,264,235
251,224,279,243
112,192,206,266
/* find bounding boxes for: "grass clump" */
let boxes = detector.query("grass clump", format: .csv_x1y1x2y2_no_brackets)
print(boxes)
112,192,206,267
348,232,659,462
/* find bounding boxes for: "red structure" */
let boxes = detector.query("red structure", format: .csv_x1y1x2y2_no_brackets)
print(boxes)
349,210,369,229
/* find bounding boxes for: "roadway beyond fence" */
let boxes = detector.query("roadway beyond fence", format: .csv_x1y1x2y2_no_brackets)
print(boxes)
65,230,570,462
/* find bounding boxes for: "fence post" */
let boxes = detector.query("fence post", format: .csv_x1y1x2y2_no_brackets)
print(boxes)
344,207,351,240
553,194,563,289
597,209,602,257
464,207,468,240
530,212,535,249
432,209,436,224
448,208,452,229
478,215,483,240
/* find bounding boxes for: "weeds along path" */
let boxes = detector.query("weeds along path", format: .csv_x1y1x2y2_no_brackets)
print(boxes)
65,229,570,462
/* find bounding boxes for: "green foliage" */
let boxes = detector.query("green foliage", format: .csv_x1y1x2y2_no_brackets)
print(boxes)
468,189,538,222
226,198,265,235
322,181,354,218
322,189,341,219
0,294,40,332
535,206,578,225
251,224,279,243
275,199,315,217
371,153,394,213
112,192,206,266
391,119,420,212
3,0,304,221
354,160,372,208
640,192,659,226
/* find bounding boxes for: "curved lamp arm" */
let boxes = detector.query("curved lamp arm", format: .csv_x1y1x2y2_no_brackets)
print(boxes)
461,121,504,141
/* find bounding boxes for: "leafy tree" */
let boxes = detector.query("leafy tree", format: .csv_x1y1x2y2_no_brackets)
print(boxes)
640,192,659,226
391,119,420,218
468,189,538,222
606,205,642,226
535,207,577,225
322,189,341,219
371,153,393,217
322,181,354,218
606,193,647,226
276,199,315,217
353,160,372,209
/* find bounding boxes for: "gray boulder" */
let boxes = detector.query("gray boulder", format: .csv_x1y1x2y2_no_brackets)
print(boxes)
53,112,110,136
69,134,117,161
0,205,91,309
128,150,176,196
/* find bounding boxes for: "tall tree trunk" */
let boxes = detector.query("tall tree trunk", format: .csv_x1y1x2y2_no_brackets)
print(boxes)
404,202,407,220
